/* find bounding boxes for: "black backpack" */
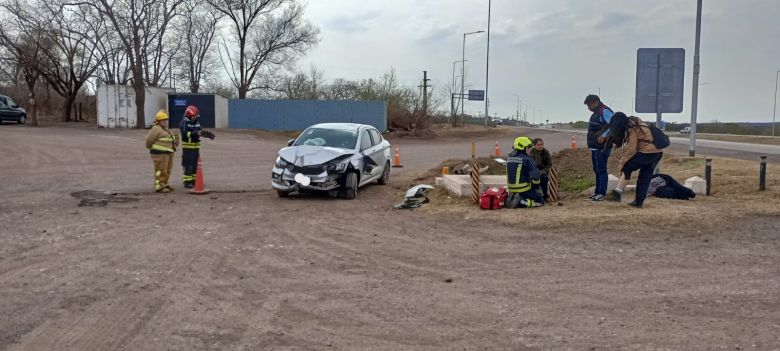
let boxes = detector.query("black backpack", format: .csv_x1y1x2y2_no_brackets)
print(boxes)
644,123,670,149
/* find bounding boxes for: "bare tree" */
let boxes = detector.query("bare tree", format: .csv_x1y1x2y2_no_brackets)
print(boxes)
207,0,319,98
174,0,221,93
77,0,185,128
280,65,324,99
0,14,51,126
35,2,105,122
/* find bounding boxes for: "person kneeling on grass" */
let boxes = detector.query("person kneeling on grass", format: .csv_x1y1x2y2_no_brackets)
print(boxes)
505,136,544,208
605,112,664,208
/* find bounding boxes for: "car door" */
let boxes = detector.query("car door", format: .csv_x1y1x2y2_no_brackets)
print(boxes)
0,97,9,119
369,129,388,168
358,129,380,184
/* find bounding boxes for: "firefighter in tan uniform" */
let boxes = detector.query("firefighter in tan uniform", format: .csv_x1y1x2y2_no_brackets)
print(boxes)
145,110,179,192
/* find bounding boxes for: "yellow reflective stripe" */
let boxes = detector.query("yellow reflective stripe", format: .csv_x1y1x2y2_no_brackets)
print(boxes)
151,144,174,153
182,145,200,149
508,183,531,193
159,137,174,142
181,142,200,146
531,179,541,185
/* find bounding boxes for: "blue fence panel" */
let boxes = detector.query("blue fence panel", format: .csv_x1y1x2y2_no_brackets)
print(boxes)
228,100,387,131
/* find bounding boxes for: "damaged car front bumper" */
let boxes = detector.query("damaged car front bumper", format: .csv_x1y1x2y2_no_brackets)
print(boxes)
271,167,342,192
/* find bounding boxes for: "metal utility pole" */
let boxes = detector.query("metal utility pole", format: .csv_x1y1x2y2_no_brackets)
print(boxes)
461,31,485,118
773,70,779,137
420,71,431,118
484,0,492,126
689,0,703,156
451,60,466,126
513,94,520,123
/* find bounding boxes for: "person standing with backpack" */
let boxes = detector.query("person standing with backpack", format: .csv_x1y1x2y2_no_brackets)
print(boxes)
583,95,614,201
606,112,667,208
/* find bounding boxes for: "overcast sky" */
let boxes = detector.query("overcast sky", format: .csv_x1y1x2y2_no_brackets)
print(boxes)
298,0,780,124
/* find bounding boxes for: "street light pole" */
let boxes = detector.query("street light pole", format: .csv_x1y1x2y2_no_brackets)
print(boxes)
773,70,779,137
461,30,485,119
513,94,520,124
689,0,703,156
452,59,467,124
484,0,492,126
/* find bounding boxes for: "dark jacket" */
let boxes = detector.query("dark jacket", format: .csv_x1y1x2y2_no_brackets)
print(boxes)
179,117,201,149
530,148,552,175
506,150,541,194
587,103,613,149
653,174,696,200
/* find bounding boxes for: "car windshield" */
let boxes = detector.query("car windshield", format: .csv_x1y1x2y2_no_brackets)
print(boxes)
294,127,358,149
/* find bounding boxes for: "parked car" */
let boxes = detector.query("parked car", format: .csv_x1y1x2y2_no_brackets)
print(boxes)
0,95,26,124
271,123,391,199
494,117,503,125
680,127,691,134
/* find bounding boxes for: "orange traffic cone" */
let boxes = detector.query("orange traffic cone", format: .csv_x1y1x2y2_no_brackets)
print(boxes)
189,157,210,195
494,141,501,157
571,135,576,149
392,146,403,168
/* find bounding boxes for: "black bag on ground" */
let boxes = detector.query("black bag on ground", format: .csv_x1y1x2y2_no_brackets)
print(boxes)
652,174,696,200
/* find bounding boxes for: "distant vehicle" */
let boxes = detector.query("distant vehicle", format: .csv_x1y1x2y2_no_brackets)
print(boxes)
493,117,502,125
0,95,26,124
680,127,691,134
271,123,391,199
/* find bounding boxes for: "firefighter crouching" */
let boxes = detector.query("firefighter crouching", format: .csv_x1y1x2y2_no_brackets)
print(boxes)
505,136,544,208
145,110,178,193
180,105,202,188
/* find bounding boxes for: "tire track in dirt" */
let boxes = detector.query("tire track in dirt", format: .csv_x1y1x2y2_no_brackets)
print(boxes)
11,293,164,351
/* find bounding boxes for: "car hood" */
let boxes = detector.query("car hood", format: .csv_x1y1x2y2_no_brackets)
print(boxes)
278,145,354,166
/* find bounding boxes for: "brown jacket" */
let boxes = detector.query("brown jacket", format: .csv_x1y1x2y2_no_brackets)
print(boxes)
145,124,179,154
619,116,662,170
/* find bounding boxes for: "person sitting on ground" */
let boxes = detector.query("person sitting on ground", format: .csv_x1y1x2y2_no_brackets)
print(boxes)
530,138,552,200
505,136,544,208
605,112,664,208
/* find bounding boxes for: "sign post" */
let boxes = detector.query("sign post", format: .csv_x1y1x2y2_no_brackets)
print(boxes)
635,48,686,128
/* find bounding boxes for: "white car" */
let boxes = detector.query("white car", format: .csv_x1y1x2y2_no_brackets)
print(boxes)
680,127,691,134
271,123,391,199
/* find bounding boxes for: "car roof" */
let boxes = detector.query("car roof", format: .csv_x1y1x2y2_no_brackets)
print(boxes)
308,123,373,131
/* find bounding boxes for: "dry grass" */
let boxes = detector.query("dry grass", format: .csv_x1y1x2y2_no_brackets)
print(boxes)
399,152,780,232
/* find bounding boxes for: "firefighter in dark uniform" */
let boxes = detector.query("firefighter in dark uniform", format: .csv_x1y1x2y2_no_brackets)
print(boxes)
505,136,544,208
179,105,202,188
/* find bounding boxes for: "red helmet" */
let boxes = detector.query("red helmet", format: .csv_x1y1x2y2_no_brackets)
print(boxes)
184,105,200,118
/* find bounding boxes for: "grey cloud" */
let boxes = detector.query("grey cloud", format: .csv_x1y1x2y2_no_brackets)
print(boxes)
325,11,381,33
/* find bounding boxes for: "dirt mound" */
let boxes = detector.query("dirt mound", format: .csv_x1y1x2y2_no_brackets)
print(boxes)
551,148,622,193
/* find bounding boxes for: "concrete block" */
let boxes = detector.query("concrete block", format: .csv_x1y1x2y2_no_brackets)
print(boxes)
435,177,444,187
442,175,506,197
685,176,706,195
607,174,620,191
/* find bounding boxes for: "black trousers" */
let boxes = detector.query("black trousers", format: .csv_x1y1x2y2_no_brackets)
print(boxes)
623,152,663,206
182,149,199,185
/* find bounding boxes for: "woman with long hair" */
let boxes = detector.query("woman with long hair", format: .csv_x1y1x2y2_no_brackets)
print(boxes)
606,112,664,208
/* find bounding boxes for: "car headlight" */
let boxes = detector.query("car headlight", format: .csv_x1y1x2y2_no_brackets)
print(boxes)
325,159,350,172
275,157,289,169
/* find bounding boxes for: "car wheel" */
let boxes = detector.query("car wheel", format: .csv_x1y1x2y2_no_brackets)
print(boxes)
18,115,26,124
276,190,291,198
343,171,358,200
377,161,390,185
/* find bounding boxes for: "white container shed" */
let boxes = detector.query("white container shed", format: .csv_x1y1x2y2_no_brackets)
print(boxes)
97,85,175,128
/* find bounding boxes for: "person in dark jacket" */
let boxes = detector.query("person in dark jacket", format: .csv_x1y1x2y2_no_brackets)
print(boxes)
530,138,552,200
606,112,664,208
505,136,544,208
179,105,202,188
584,94,613,201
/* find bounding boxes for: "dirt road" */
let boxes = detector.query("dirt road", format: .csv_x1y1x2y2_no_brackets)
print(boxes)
1,125,779,350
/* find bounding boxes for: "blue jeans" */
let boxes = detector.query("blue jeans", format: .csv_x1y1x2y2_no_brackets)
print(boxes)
623,152,663,206
591,149,611,196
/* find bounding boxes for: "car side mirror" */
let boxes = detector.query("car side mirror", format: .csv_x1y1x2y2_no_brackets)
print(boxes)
287,139,295,147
